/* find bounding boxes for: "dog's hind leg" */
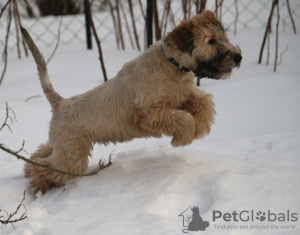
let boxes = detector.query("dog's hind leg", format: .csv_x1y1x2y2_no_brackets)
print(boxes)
24,141,52,179
25,135,93,194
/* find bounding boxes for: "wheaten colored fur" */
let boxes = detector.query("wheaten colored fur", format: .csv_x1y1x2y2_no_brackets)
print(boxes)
21,10,241,194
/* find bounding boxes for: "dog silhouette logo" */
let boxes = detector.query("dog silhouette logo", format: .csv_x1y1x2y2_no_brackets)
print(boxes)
179,206,209,233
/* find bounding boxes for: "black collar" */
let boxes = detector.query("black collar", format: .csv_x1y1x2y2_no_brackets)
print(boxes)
160,43,190,73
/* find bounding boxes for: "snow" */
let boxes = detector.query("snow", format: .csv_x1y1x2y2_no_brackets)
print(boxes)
1,16,300,235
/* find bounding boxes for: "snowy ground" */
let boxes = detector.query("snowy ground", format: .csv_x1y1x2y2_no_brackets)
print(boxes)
1,18,300,235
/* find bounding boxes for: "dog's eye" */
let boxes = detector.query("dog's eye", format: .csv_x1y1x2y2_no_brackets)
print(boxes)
207,39,215,44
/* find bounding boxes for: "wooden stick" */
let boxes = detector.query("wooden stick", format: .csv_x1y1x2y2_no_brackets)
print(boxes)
0,191,27,226
12,0,28,57
286,0,297,34
0,1,12,86
266,26,270,65
115,0,125,50
138,0,147,50
153,0,161,41
162,0,171,38
12,0,21,59
274,0,279,72
234,0,238,35
119,1,135,50
182,0,187,19
0,143,112,177
0,0,11,18
128,0,141,51
86,0,108,82
108,1,120,50
47,16,63,64
258,0,277,64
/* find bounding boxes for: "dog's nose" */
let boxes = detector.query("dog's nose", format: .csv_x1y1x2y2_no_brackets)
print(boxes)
234,54,242,63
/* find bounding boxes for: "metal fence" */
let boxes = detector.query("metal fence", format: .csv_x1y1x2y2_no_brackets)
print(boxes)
0,0,299,52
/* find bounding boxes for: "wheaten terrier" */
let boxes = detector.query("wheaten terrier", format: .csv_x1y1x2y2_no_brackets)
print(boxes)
21,10,242,194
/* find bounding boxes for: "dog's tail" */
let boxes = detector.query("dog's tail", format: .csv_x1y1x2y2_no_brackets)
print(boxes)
21,26,63,109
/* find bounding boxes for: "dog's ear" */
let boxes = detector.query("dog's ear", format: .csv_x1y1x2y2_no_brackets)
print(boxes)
164,20,194,55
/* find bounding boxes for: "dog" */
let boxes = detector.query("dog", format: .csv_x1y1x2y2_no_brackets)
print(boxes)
21,10,241,194
188,207,209,231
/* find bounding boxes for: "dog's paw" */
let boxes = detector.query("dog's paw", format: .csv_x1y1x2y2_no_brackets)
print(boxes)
195,122,212,139
171,135,194,147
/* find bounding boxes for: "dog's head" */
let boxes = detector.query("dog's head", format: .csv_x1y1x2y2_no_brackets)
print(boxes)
164,10,242,79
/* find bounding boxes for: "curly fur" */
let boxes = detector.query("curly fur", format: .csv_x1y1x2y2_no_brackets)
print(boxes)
21,10,241,194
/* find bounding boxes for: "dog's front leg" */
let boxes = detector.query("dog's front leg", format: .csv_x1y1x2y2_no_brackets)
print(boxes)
140,106,196,147
182,88,216,139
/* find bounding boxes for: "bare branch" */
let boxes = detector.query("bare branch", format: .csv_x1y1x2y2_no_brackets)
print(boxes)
115,0,125,50
153,0,161,41
258,0,277,64
12,0,21,59
0,0,11,18
278,44,288,66
0,103,112,177
286,0,297,34
86,0,108,82
128,0,141,51
274,0,279,72
0,1,12,85
108,1,120,50
0,143,112,177
46,15,63,64
234,0,238,35
0,102,16,133
0,191,27,227
24,95,42,102
119,1,135,50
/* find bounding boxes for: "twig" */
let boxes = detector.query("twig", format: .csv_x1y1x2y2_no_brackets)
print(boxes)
258,0,277,64
182,0,187,19
46,15,63,64
0,191,27,227
219,0,224,21
266,27,270,65
0,102,112,177
168,4,176,28
119,1,135,50
0,1,12,86
0,143,112,177
153,0,161,41
188,0,192,18
12,0,21,59
86,0,108,82
286,0,297,34
115,0,125,50
234,0,238,35
0,102,16,133
108,1,120,50
274,0,279,72
0,0,11,18
162,0,171,38
128,0,141,51
14,0,28,57
24,95,42,102
215,0,218,19
138,0,147,50
15,140,26,154
200,0,207,13
277,44,289,66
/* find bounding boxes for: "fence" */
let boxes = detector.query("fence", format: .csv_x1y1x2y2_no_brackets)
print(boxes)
0,0,299,52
